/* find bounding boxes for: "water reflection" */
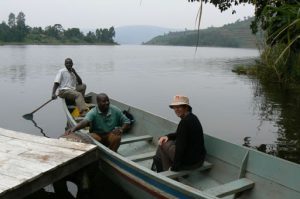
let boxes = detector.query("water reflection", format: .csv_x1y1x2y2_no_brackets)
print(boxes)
243,136,277,156
26,118,49,138
249,79,300,163
0,64,27,83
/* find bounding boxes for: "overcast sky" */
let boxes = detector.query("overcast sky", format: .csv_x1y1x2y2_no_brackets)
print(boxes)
0,0,254,30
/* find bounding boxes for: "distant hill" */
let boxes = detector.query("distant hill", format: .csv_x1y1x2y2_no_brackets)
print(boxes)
145,18,263,48
114,25,182,45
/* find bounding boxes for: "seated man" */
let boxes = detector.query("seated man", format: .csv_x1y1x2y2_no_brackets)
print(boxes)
152,95,206,172
66,93,130,152
52,58,88,116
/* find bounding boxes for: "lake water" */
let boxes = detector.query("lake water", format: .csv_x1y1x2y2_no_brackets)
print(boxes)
0,45,299,164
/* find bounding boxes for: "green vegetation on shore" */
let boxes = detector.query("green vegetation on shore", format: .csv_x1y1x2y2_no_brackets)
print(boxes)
0,12,116,45
145,17,262,48
231,3,300,86
187,1,300,86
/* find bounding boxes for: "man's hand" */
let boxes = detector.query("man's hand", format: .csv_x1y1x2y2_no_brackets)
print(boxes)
71,67,83,85
65,129,73,135
158,136,168,146
71,68,76,73
51,94,57,100
111,128,123,136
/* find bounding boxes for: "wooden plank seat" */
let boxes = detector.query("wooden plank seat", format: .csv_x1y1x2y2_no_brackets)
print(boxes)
127,151,156,162
204,178,254,198
121,135,153,145
160,161,213,179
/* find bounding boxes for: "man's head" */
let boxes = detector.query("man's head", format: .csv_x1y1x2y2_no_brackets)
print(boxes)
169,95,192,118
64,58,73,71
97,93,110,113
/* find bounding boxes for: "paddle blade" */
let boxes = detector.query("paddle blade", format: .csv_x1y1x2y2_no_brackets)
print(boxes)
22,98,53,120
23,113,33,120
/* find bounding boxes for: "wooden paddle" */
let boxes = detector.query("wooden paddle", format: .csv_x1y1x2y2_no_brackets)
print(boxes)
23,98,54,120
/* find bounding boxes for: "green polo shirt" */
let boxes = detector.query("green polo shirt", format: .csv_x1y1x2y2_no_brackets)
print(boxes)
84,105,130,134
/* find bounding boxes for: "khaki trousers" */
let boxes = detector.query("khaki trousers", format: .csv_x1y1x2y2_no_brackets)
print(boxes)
90,132,121,152
58,84,88,112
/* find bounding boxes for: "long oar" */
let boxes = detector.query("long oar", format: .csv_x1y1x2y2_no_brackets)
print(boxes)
23,99,54,120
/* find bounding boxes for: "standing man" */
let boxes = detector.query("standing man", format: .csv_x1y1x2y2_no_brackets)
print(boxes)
67,93,131,152
52,58,88,116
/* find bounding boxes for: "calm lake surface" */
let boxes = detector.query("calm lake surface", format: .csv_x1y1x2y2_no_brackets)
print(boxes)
0,45,299,164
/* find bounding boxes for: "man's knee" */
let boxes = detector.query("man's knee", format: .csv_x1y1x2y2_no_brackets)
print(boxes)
111,133,121,142
110,134,121,152
60,90,81,100
161,141,174,151
90,133,102,142
76,83,86,93
108,133,121,147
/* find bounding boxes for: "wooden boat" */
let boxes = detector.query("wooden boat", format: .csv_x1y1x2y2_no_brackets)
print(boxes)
62,92,300,199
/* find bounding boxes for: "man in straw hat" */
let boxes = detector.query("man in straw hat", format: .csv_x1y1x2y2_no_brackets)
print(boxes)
151,95,206,172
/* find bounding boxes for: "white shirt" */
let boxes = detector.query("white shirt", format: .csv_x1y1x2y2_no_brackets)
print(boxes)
54,68,77,91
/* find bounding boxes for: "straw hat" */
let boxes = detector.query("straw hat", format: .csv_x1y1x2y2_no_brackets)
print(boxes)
169,95,191,108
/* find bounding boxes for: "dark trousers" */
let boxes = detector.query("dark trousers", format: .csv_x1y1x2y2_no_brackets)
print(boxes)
155,140,176,171
90,132,121,152
155,140,205,171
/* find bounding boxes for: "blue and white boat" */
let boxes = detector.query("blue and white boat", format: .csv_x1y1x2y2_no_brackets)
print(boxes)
63,92,300,199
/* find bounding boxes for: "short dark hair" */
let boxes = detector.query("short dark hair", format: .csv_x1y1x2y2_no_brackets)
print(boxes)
65,58,73,64
175,105,192,112
96,93,109,101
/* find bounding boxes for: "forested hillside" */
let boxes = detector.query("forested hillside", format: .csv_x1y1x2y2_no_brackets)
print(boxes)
0,12,116,44
145,17,262,48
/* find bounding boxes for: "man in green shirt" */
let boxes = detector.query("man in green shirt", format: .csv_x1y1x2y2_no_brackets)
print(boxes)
67,93,130,151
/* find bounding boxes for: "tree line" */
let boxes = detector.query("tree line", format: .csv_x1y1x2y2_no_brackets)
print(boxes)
0,12,115,44
189,0,300,84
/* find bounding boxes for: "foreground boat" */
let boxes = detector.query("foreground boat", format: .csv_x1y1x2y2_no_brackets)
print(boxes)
62,92,300,199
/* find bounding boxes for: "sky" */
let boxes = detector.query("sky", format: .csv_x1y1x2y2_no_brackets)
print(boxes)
0,0,254,30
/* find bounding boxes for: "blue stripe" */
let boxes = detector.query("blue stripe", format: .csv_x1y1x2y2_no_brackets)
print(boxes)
104,153,194,199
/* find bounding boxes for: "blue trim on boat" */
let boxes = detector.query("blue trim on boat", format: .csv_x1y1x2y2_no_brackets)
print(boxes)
104,153,194,199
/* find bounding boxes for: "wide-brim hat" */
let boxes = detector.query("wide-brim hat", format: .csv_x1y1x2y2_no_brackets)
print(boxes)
169,95,191,109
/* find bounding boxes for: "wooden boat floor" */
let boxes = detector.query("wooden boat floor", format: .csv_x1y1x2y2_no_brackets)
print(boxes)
160,161,213,178
119,133,156,169
127,151,156,162
177,172,254,199
121,135,153,145
119,134,255,198
119,138,156,158
204,178,254,198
